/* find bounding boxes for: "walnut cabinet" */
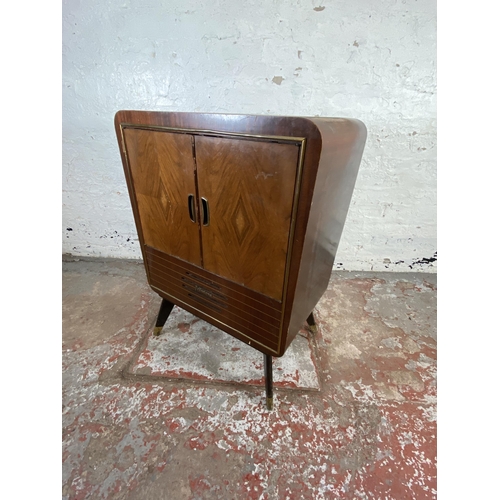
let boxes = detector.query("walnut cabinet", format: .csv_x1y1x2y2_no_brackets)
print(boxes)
115,111,366,409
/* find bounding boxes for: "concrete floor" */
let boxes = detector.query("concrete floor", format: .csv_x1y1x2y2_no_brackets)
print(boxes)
62,257,437,499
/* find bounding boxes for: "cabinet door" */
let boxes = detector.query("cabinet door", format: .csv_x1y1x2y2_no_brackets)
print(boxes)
123,128,202,266
195,136,300,301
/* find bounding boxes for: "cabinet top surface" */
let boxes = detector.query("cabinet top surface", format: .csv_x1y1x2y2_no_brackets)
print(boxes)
116,110,354,120
115,110,366,141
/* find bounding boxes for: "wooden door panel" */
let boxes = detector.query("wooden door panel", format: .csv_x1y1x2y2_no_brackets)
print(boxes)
195,136,300,301
123,129,201,266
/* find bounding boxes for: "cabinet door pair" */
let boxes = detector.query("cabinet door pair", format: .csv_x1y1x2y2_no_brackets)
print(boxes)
124,128,301,301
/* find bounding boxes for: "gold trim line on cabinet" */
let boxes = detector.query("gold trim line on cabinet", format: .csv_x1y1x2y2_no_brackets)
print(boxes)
120,123,306,145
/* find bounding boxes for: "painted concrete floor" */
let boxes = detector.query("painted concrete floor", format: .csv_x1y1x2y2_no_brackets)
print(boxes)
62,257,437,500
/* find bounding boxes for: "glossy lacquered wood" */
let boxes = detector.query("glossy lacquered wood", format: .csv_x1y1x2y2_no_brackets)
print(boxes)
124,128,202,266
195,136,299,300
115,111,366,357
283,118,367,351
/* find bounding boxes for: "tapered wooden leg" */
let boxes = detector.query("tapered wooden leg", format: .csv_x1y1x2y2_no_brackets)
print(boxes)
264,353,273,410
306,311,318,334
153,299,175,336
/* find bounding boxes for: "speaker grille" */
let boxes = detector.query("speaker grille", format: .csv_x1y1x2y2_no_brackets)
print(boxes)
144,245,283,352
181,273,228,313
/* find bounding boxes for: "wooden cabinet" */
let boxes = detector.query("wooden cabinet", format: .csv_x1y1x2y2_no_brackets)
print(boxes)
115,111,366,408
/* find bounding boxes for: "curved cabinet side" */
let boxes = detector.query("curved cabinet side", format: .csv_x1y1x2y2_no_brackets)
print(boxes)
283,118,367,354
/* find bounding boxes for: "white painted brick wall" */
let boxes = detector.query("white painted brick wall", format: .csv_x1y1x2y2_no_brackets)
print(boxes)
62,0,436,272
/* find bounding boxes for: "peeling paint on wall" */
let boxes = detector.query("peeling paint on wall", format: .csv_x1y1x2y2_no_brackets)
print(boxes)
62,0,436,272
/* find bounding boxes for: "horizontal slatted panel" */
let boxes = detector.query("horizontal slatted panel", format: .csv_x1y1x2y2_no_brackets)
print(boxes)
146,246,282,313
145,245,282,350
148,252,281,326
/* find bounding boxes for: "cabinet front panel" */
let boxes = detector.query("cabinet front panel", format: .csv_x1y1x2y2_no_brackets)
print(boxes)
123,129,202,266
195,136,300,301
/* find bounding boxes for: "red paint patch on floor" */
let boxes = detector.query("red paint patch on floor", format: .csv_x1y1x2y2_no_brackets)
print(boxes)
63,261,436,499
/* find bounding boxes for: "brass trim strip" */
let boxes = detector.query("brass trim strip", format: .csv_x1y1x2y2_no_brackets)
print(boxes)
120,123,305,145
277,138,307,353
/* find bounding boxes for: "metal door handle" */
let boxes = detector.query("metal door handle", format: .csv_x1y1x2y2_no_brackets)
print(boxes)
201,197,210,226
188,194,196,223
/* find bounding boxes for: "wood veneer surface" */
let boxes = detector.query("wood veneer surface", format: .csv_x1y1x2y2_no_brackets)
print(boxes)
124,128,201,266
195,136,300,301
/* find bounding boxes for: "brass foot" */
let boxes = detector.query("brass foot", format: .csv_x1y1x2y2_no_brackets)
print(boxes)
266,397,274,411
153,299,175,337
306,312,318,334
308,324,318,335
